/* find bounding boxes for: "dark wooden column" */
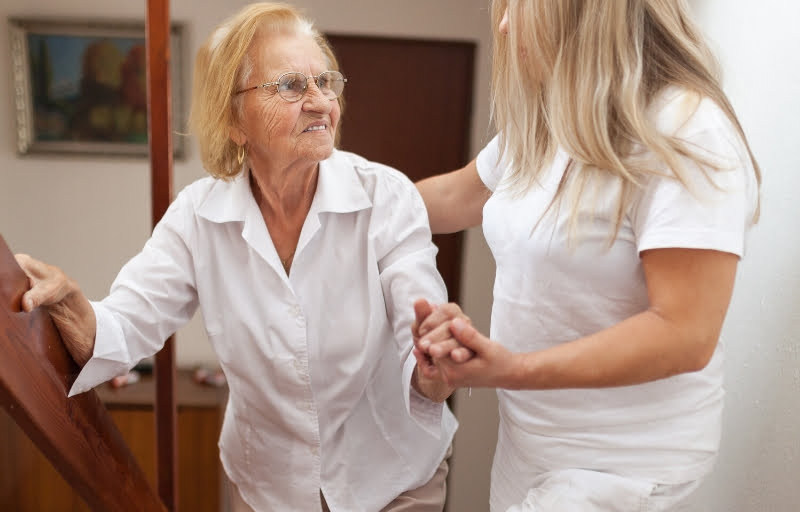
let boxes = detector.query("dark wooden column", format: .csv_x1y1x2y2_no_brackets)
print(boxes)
145,0,178,509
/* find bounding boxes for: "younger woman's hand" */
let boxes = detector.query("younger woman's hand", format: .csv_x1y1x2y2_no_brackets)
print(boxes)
414,299,475,364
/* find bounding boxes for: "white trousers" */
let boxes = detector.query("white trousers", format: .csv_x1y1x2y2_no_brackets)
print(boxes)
501,468,700,512
492,419,703,512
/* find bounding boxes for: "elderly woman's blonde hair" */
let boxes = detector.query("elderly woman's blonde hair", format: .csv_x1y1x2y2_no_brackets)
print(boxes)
189,2,342,179
490,0,761,241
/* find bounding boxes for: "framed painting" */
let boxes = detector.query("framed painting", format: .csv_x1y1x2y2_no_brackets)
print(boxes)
8,18,185,157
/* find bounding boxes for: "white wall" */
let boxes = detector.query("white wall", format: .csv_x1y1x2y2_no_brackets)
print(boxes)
684,1,800,510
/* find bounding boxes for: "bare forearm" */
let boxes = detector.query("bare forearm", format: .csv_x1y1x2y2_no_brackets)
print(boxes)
510,309,718,390
419,249,736,392
416,161,489,234
417,174,465,234
49,283,97,367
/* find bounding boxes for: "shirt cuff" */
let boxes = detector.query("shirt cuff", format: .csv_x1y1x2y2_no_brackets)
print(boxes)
402,355,444,438
68,302,133,397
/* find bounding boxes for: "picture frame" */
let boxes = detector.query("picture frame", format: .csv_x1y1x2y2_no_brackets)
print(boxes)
9,18,185,158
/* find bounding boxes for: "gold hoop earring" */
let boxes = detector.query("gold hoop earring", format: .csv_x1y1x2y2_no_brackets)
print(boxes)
237,145,246,165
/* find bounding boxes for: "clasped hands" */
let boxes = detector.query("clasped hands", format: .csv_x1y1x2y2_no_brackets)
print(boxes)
411,298,517,403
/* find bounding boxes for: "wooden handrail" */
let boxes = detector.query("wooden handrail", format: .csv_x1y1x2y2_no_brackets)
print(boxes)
0,235,166,512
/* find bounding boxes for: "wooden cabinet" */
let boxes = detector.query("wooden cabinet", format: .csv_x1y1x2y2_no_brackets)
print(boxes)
0,370,227,512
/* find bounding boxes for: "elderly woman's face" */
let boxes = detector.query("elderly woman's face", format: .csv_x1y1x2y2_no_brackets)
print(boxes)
233,33,340,172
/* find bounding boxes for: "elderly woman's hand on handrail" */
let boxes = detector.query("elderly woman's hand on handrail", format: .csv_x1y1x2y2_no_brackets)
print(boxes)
15,254,96,367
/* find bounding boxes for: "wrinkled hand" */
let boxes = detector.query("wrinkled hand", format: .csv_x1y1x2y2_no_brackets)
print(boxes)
423,317,519,390
410,299,457,402
15,254,96,367
413,299,475,369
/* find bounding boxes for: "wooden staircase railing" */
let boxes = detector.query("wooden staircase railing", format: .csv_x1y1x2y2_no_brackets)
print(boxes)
0,235,166,512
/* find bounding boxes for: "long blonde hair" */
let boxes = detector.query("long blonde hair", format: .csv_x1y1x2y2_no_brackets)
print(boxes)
189,2,342,179
491,0,761,239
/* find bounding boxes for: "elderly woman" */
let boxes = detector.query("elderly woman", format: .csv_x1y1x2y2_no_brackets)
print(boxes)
16,3,456,511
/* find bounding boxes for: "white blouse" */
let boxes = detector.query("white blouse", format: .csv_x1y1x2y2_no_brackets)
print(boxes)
69,149,457,511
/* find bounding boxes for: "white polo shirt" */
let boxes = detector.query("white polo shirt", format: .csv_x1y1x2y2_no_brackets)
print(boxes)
69,149,457,511
477,88,758,510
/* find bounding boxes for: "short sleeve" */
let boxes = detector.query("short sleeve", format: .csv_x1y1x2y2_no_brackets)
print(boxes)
476,135,508,192
631,98,759,257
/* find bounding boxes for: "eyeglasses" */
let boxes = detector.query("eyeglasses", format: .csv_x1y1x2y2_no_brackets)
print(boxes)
235,70,347,102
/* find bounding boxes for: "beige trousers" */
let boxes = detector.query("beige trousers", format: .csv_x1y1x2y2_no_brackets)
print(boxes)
231,444,452,512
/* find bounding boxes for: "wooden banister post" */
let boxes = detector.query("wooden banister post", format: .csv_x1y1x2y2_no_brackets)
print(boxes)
145,0,178,509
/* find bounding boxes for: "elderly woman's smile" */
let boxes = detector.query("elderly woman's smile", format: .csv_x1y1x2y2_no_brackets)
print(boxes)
302,122,328,133
232,33,341,177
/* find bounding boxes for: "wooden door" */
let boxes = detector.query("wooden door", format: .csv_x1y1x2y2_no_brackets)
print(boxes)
326,34,475,301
